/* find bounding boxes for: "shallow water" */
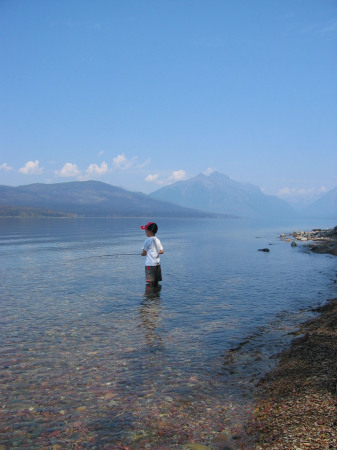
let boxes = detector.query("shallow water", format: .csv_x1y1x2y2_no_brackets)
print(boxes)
0,217,336,448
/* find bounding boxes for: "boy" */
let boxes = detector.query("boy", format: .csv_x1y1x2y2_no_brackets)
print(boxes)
140,222,164,287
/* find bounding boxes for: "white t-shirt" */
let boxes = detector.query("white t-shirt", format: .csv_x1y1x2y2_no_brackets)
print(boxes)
142,236,163,266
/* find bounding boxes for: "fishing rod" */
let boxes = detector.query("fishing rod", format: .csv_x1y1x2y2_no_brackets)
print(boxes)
97,253,140,258
71,253,139,261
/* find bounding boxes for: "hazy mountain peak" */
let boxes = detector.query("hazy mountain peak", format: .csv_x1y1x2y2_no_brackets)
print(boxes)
151,171,295,218
302,186,337,219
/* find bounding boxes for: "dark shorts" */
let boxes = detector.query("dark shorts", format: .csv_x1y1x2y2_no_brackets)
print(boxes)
145,265,162,285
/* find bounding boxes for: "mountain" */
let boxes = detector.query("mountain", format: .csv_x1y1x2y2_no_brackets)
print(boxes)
0,180,227,218
0,205,76,218
151,171,296,218
302,186,337,219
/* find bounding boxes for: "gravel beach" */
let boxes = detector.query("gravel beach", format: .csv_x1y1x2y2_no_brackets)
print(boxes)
244,226,337,449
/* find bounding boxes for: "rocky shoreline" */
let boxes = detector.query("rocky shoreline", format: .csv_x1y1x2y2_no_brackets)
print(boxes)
243,226,337,448
280,225,337,256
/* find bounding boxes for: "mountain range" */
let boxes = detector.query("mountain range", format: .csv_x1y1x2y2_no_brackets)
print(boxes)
301,186,337,219
151,171,296,218
0,172,336,219
0,180,225,218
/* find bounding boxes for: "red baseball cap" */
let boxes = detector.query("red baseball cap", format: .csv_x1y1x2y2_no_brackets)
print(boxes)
140,222,154,230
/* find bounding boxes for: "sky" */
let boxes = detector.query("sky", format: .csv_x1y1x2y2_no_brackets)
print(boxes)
1,0,336,205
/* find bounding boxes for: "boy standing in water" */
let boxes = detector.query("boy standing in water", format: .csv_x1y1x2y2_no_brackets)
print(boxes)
140,222,164,287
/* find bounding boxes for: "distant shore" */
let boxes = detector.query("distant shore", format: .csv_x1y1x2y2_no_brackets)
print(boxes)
243,226,337,448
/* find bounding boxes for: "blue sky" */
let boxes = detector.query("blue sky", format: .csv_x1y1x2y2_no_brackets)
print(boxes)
1,0,336,204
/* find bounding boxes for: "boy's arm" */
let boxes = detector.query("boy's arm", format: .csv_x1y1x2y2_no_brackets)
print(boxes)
141,239,148,256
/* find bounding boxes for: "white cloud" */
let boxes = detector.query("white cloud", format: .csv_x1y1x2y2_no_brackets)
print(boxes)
113,154,127,168
19,160,43,175
55,163,81,178
98,150,104,157
278,187,294,196
112,153,151,171
146,169,187,186
203,167,216,176
138,158,151,169
279,187,311,197
145,174,161,183
278,186,328,199
0,163,13,172
169,170,186,181
277,185,329,208
86,161,108,176
113,153,137,170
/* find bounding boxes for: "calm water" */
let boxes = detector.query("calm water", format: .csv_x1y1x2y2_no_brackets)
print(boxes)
1,217,336,448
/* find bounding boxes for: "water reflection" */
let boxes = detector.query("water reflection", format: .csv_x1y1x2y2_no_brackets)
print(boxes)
139,285,163,352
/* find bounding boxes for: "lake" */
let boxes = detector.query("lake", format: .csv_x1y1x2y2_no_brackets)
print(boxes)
0,217,336,448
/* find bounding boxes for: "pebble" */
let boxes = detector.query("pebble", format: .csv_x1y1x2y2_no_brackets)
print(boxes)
76,406,86,412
